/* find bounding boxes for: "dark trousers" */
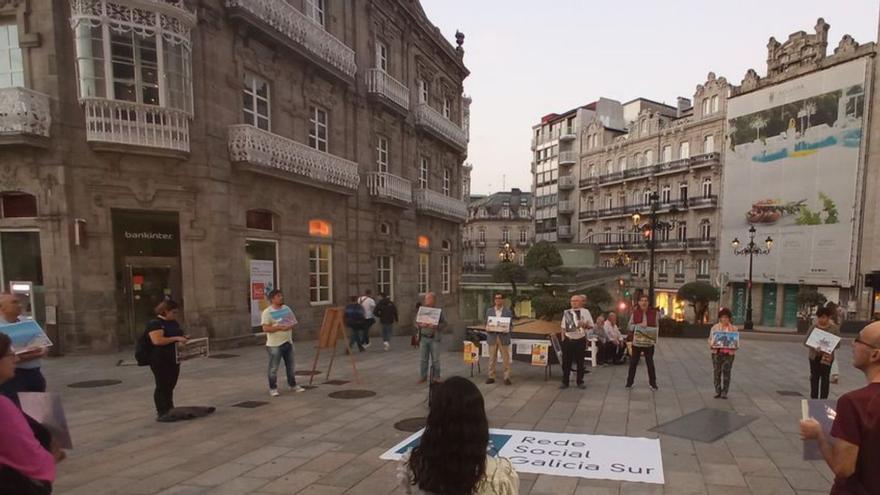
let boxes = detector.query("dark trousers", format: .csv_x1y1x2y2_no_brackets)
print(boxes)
712,353,735,394
0,367,47,407
150,360,180,416
602,342,626,364
362,318,375,345
809,355,832,399
626,346,657,388
561,338,586,386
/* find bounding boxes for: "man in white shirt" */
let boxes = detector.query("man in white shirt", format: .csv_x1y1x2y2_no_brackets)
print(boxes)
603,312,626,365
358,290,377,349
261,290,305,397
559,294,594,389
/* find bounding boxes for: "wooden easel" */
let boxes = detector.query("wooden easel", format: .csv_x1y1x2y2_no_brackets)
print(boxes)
308,307,360,385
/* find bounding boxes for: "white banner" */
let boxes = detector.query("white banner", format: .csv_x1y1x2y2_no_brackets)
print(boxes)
381,428,664,485
249,260,275,327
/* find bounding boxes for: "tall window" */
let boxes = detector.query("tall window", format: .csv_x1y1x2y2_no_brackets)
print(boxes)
659,259,668,274
680,182,689,201
377,256,393,298
110,31,160,105
441,255,451,294
308,244,332,304
0,20,23,88
679,141,690,159
677,223,687,241
419,157,429,189
418,253,429,294
501,228,510,243
606,195,613,209
661,186,671,203
604,228,612,244
658,225,670,241
643,189,652,205
703,134,715,153
443,168,451,196
702,178,712,197
675,259,684,276
618,156,626,171
478,228,485,242
418,80,428,104
478,251,486,265
645,150,654,166
306,0,325,27
605,160,613,175
698,259,710,277
376,41,388,71
711,95,719,113
309,106,328,152
519,229,528,243
700,220,711,240
377,137,389,173
443,98,451,119
243,73,270,131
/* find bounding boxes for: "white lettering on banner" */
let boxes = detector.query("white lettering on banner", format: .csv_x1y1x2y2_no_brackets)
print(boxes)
380,428,664,484
125,231,174,240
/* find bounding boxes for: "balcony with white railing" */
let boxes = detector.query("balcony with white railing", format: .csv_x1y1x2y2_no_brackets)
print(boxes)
558,150,577,165
82,98,190,154
557,225,573,238
414,103,468,152
558,175,575,189
228,124,359,193
226,0,357,81
366,171,412,205
413,188,468,222
365,69,409,112
0,87,51,145
558,200,574,213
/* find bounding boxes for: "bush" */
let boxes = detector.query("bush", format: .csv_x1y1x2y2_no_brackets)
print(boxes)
659,318,685,337
533,294,569,321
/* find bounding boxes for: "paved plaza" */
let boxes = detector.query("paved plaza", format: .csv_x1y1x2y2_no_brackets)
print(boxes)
45,334,854,495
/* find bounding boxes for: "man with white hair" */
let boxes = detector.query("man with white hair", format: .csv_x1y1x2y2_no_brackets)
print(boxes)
0,293,48,405
416,292,446,384
559,294,593,389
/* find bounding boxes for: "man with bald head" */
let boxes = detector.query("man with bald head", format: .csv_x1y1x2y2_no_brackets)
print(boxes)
0,293,48,405
559,294,594,389
800,322,880,494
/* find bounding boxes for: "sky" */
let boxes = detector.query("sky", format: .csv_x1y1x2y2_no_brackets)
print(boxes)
419,0,880,196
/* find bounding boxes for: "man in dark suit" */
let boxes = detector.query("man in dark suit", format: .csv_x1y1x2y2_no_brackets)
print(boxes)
485,293,514,385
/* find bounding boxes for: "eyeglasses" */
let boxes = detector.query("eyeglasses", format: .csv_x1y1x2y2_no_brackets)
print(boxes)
854,338,880,350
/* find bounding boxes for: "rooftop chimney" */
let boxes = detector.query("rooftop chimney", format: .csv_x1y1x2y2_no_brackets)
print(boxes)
676,97,691,118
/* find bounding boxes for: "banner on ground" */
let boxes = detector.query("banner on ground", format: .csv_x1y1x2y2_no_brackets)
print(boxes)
381,428,664,485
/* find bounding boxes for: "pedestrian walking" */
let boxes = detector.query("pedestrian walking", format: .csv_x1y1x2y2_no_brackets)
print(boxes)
559,294,593,390
144,299,188,420
709,308,738,399
358,290,377,349
416,292,445,384
260,289,305,397
0,293,48,406
625,294,659,390
344,296,367,352
800,321,880,494
806,306,840,399
485,293,513,386
374,293,398,351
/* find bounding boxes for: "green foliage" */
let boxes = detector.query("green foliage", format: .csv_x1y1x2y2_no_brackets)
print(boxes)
583,286,613,316
796,193,839,225
491,261,528,301
532,294,569,321
820,192,838,224
525,241,563,276
676,281,721,323
796,205,822,225
797,288,826,317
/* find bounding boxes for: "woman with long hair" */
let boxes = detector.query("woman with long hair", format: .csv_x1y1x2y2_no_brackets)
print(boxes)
400,376,518,494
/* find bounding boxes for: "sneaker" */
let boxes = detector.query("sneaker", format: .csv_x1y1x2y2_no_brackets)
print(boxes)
269,389,280,397
504,378,512,386
363,342,371,349
290,385,306,393
156,413,175,423
650,385,659,391
485,378,495,384
625,384,633,389
720,393,728,399
383,342,390,351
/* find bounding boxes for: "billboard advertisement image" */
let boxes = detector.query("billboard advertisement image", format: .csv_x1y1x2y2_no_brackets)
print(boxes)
720,59,867,286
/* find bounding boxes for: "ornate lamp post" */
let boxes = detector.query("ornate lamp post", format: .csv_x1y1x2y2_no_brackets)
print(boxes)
631,192,682,308
731,225,773,330
498,241,516,263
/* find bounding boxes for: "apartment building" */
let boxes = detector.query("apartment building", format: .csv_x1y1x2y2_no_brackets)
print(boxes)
0,0,470,352
463,188,533,272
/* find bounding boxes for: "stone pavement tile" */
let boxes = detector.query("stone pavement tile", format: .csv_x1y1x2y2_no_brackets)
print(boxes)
295,485,347,495
245,455,311,479
663,471,707,494
530,473,579,494
699,463,747,487
662,452,699,472
767,449,817,469
284,441,342,458
61,476,139,495
204,476,271,495
345,462,400,495
156,485,209,495
186,462,255,487
115,455,191,480
617,482,663,494
230,446,292,466
694,443,736,464
296,451,358,473
574,486,619,495
734,456,782,478
258,470,324,494
705,485,753,494
126,469,200,494
745,475,796,495
780,467,832,492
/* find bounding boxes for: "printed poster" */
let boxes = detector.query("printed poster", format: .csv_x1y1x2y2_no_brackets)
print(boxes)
415,306,442,326
19,392,73,449
802,399,836,460
805,328,841,354
250,260,275,327
486,316,512,333
632,325,658,348
463,341,478,364
531,343,549,366
175,337,210,363
710,332,740,350
1,319,53,352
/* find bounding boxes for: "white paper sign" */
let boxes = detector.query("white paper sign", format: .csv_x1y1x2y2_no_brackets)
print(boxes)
381,428,664,484
805,328,841,354
486,316,512,333
416,307,442,326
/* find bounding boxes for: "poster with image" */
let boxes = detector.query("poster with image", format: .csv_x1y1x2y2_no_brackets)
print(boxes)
531,343,549,366
720,59,867,286
249,260,275,328
486,316,512,333
463,341,478,364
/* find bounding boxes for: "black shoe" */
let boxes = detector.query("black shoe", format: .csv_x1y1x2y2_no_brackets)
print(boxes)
156,413,175,423
504,378,512,386
625,384,633,389
650,385,659,391
714,393,722,399
559,384,569,389
577,383,586,389
485,378,495,384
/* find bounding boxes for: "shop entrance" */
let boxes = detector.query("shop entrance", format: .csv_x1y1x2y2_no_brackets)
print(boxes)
124,257,182,344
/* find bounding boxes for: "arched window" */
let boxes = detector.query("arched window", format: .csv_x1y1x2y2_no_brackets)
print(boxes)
442,240,451,250
702,178,712,198
700,219,711,240
308,219,332,237
246,209,274,231
0,192,37,218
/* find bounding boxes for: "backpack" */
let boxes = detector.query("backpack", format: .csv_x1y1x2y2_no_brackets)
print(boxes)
344,303,366,327
135,329,153,366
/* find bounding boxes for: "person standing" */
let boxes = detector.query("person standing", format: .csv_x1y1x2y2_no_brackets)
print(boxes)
559,294,593,390
375,293,398,351
416,292,446,384
344,296,366,352
145,299,188,420
0,293,48,405
800,321,880,495
485,293,514,386
603,312,626,365
358,290,377,349
709,308,738,399
260,290,305,397
593,315,606,364
625,295,659,390
806,306,840,399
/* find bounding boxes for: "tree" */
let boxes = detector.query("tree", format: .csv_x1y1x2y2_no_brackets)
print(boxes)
525,241,563,278
532,294,569,321
583,286,613,317
797,288,826,319
677,281,720,324
492,261,527,303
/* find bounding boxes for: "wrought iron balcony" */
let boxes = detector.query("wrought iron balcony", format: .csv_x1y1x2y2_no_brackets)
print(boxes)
82,98,190,154
579,176,597,188
688,195,718,208
366,171,412,204
228,124,359,193
579,210,598,220
597,206,628,218
687,237,716,249
690,152,720,168
414,103,468,152
413,188,468,222
0,87,51,144
226,0,357,81
558,150,577,165
598,171,625,184
623,165,655,180
655,157,690,175
365,69,409,112
558,175,575,189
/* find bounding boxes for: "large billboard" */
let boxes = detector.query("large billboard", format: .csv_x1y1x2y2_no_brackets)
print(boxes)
720,59,868,287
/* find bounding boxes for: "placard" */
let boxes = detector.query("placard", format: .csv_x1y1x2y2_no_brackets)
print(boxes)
381,428,664,484
805,328,841,354
463,341,478,364
268,306,298,326
802,399,836,460
632,325,658,348
415,306,442,327
710,331,740,350
531,343,549,366
486,316,512,333
175,337,209,363
1,320,53,352
19,392,73,449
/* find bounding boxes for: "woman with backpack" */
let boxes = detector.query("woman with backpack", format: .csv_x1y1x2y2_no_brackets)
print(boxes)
145,299,187,421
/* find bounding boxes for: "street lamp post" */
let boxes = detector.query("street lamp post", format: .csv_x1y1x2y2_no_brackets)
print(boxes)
498,241,516,263
731,225,773,330
632,191,675,309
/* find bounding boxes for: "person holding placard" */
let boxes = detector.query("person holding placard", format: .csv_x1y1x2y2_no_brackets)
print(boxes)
805,306,841,400
708,308,739,399
144,299,188,421
261,289,305,397
0,293,49,406
625,295,659,391
416,293,446,384
484,293,514,385
559,294,594,390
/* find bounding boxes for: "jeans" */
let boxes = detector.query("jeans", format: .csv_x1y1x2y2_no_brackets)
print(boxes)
561,338,586,386
267,342,296,390
349,325,364,349
0,367,47,407
603,342,626,364
362,318,375,345
809,354,832,399
381,323,393,343
150,360,180,416
626,346,657,388
712,353,735,394
419,336,441,380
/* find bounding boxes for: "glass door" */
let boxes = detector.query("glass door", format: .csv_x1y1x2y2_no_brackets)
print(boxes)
124,257,181,345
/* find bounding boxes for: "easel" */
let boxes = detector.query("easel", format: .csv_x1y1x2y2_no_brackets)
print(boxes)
309,307,360,385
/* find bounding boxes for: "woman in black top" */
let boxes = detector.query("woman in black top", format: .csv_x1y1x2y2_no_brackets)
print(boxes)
146,299,187,421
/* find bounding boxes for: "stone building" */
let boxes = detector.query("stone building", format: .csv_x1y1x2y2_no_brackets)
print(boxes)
0,0,470,352
462,188,533,272
577,74,730,320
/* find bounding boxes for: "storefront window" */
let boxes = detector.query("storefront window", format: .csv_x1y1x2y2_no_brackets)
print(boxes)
0,231,43,288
